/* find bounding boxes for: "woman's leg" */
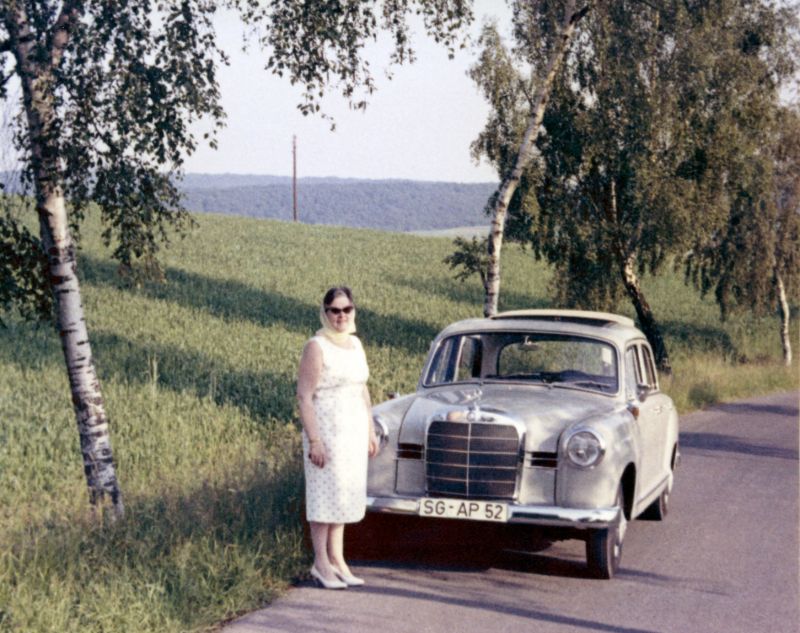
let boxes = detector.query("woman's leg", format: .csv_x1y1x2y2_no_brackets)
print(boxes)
327,523,353,576
309,522,338,579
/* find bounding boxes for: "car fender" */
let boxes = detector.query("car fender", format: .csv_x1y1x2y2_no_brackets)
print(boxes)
555,406,638,510
368,394,416,495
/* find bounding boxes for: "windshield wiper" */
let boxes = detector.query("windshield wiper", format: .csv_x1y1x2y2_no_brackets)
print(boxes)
497,373,557,387
557,379,612,392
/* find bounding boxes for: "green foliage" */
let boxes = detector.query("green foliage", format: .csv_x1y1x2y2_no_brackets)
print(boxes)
0,207,51,325
467,21,540,245
773,107,800,303
683,105,800,319
443,235,488,284
674,0,800,320
468,22,529,179
258,0,473,114
0,210,795,632
4,1,228,287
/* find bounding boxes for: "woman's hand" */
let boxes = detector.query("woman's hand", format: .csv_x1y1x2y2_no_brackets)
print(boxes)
368,432,380,458
308,438,326,468
363,386,379,458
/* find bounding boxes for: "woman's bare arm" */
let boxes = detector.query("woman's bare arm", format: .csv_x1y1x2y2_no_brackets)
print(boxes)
297,340,326,467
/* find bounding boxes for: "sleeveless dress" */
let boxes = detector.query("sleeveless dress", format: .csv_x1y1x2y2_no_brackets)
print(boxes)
303,334,370,524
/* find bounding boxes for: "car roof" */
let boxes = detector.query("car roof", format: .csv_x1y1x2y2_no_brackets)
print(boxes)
435,309,647,348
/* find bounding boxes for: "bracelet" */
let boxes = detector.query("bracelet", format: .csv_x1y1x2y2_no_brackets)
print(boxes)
308,437,322,444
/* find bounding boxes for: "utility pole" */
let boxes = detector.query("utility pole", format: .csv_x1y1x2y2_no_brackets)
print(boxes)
292,135,298,222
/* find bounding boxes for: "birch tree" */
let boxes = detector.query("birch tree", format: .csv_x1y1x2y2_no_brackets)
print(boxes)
677,2,799,367
773,108,800,366
478,0,590,318
684,105,800,366
0,0,473,517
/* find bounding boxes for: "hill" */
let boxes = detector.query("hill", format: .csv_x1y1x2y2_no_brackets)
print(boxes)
178,173,497,231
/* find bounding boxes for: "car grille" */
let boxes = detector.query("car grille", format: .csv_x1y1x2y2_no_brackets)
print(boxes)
425,420,522,500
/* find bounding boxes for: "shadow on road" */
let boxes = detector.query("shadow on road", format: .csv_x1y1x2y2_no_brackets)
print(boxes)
346,513,591,578
680,431,799,460
712,401,799,417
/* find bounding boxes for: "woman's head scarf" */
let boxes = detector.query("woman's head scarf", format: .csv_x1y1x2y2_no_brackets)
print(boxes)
316,302,356,344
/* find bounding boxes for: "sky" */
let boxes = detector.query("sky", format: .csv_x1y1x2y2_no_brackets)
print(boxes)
183,2,512,183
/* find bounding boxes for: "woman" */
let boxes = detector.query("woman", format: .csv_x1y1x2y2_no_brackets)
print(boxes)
296,286,379,589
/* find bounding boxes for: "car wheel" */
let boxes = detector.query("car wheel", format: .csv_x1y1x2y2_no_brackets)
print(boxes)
585,484,627,579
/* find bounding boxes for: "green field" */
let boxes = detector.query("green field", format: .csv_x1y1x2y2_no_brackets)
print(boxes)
0,211,796,632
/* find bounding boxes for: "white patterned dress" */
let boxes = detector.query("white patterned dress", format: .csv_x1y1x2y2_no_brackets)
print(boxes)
303,334,370,524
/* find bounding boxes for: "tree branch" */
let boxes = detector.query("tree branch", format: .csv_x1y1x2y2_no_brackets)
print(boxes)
49,0,83,68
571,4,592,25
520,77,535,108
0,68,14,88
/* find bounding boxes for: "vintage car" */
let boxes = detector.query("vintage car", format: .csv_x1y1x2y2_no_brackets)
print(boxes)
367,309,679,578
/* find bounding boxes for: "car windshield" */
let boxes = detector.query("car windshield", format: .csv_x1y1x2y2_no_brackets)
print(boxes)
424,332,618,394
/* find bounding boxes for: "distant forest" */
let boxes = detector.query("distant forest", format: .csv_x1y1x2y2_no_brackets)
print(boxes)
179,174,497,231
1,171,496,232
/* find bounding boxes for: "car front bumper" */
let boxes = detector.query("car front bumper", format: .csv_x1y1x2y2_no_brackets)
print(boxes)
366,495,621,530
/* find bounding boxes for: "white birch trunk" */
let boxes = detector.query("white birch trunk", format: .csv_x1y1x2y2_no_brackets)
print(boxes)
484,0,589,317
776,272,792,367
11,2,124,516
42,193,124,515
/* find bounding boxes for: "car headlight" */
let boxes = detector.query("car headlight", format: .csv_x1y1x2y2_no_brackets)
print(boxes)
373,414,389,448
565,430,605,468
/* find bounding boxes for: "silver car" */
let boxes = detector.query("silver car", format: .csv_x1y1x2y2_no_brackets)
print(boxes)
367,310,679,578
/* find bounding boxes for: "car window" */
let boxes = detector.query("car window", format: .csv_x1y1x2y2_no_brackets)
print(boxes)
498,339,609,375
456,336,482,381
640,345,658,389
426,337,458,385
495,336,617,392
624,347,641,400
425,332,617,393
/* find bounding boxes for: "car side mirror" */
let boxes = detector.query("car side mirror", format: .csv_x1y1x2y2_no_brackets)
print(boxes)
636,383,651,402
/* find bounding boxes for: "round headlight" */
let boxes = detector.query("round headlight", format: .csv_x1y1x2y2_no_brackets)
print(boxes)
565,430,605,468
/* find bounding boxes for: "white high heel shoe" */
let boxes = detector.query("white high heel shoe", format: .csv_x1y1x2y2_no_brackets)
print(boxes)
333,568,365,587
310,566,347,589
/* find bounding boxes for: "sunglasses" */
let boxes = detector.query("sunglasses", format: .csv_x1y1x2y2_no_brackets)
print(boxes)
325,305,354,315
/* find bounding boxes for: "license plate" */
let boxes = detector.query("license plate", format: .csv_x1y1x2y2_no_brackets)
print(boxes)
419,498,508,522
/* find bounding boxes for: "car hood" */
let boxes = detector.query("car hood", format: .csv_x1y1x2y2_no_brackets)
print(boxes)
398,383,619,453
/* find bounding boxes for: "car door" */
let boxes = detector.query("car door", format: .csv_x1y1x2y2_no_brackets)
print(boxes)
635,343,672,499
624,344,653,494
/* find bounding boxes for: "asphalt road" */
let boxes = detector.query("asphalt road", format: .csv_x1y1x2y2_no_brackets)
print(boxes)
224,391,799,633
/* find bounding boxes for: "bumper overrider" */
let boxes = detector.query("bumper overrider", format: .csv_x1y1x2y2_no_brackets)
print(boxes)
366,496,622,529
